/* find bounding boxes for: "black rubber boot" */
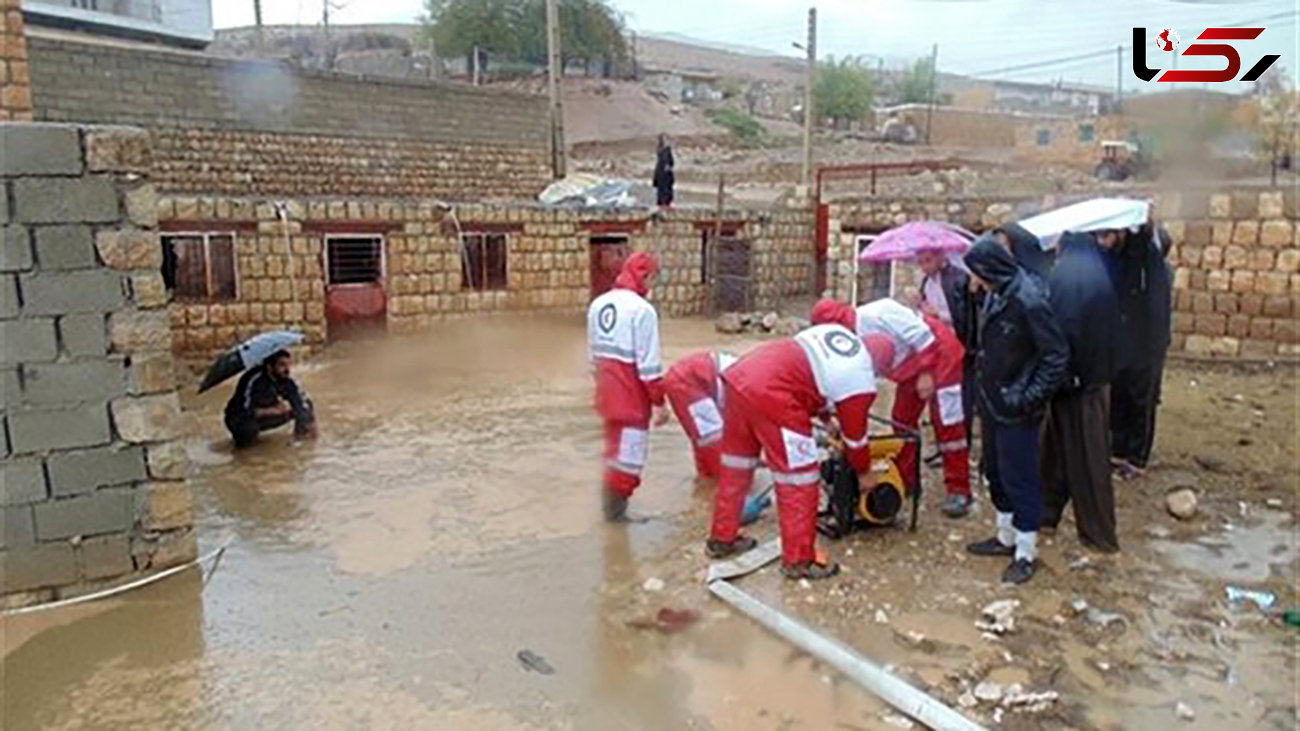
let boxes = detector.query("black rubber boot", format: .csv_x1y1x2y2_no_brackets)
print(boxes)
706,535,757,559
1002,558,1038,585
603,491,629,522
966,537,1015,557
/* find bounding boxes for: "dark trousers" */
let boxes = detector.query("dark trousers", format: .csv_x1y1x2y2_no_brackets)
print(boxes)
982,421,1043,533
1042,386,1118,551
1111,358,1162,467
226,401,314,449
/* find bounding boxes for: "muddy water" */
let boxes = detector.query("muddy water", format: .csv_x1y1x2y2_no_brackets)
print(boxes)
3,317,1297,730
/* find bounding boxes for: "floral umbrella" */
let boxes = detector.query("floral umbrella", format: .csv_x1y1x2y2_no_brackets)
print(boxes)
858,221,975,262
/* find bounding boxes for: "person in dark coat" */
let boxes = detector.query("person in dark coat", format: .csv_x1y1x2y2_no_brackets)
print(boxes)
224,350,317,448
652,134,675,208
1099,224,1172,476
963,236,1068,584
994,222,1053,281
1040,232,1121,552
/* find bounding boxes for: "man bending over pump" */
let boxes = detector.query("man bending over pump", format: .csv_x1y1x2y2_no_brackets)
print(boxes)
224,350,318,448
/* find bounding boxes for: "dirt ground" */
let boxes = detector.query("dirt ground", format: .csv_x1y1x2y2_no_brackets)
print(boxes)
2,316,1296,730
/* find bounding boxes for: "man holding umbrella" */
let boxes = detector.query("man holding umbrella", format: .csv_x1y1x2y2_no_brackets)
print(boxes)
225,350,317,448
198,330,317,448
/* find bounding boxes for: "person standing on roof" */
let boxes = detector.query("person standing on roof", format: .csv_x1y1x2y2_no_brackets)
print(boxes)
707,301,878,580
963,236,1068,585
653,134,675,208
813,298,973,518
587,252,668,522
662,350,738,485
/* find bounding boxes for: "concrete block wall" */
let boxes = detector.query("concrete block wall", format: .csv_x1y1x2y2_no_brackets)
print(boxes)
24,33,551,200
826,186,1300,359
1,122,196,608
158,196,816,357
0,0,31,122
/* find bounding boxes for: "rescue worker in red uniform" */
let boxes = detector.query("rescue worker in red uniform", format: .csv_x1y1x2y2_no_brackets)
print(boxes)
662,350,738,484
707,305,877,580
812,298,973,518
587,252,667,522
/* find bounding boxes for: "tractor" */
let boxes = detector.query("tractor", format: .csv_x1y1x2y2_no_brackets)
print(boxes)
1094,139,1152,182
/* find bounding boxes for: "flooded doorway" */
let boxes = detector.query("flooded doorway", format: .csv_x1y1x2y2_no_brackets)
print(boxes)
324,234,387,338
588,234,629,298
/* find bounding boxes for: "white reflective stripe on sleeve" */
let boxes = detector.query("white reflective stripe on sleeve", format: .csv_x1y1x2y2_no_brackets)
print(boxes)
938,439,967,453
843,433,869,450
937,384,963,426
591,343,638,362
770,470,822,486
617,428,649,468
721,454,760,470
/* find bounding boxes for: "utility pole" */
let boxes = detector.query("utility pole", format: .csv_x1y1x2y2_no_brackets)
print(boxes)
800,7,816,191
546,0,567,178
924,43,938,145
253,0,265,54
472,45,480,85
1115,44,1123,111
322,1,333,70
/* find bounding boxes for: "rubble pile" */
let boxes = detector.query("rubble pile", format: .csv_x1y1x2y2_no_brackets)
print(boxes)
716,311,809,337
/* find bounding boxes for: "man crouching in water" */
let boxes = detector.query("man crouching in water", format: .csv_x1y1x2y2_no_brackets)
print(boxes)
225,350,318,448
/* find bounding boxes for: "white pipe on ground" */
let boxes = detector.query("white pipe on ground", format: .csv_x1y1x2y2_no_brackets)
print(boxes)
708,580,987,731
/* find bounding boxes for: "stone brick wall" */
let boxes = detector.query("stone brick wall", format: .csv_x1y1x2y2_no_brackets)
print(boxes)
2,123,195,608
826,186,1300,359
158,195,815,357
25,33,551,199
0,0,31,121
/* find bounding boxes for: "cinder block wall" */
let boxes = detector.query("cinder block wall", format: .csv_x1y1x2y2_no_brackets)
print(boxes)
25,33,551,200
1,123,196,608
826,186,1300,359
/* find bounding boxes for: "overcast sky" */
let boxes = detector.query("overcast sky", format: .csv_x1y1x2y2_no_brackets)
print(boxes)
215,0,1298,91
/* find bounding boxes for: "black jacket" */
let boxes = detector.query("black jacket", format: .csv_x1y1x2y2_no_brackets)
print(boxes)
995,222,1053,281
1049,232,1120,392
1111,226,1172,370
224,365,312,425
964,238,1068,428
652,145,675,189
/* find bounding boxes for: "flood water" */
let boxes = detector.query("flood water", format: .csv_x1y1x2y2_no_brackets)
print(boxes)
3,316,1296,730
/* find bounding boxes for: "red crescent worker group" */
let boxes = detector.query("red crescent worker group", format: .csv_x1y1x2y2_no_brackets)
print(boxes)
586,252,972,581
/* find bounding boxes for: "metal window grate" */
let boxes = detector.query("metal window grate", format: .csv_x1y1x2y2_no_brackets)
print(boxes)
327,236,384,285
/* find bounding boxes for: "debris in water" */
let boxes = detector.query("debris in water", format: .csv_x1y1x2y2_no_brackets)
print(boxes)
642,577,665,593
627,607,701,634
874,609,890,624
1175,701,1196,721
1225,586,1276,610
1002,686,1060,712
517,649,555,675
1166,488,1199,520
1070,556,1092,570
1085,608,1129,631
973,681,1004,703
881,711,916,729
977,599,1019,635
1070,598,1089,614
1146,525,1172,539
958,691,978,708
1265,498,1283,509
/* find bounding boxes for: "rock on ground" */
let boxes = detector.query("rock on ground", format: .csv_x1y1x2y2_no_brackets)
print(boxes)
1166,488,1198,520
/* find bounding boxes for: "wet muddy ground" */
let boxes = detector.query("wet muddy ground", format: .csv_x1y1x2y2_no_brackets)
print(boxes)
3,316,1296,730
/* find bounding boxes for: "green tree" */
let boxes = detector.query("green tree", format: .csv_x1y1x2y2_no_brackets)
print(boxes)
894,56,935,104
813,55,875,127
421,0,627,72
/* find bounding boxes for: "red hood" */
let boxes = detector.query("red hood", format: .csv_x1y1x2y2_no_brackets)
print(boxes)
615,252,659,297
810,299,857,332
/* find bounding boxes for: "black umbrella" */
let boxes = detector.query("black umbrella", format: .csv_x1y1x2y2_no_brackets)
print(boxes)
198,330,305,393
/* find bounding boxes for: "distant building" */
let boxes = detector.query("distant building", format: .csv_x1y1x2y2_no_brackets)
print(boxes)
23,0,213,48
641,66,721,103
945,77,1115,117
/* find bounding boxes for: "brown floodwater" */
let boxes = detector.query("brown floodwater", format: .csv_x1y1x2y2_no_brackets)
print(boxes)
2,315,1296,730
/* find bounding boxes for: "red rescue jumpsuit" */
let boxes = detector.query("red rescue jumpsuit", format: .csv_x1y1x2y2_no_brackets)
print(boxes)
709,323,877,567
587,253,664,498
847,299,971,499
663,350,736,481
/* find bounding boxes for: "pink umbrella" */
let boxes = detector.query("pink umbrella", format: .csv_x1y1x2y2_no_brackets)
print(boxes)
859,221,974,262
